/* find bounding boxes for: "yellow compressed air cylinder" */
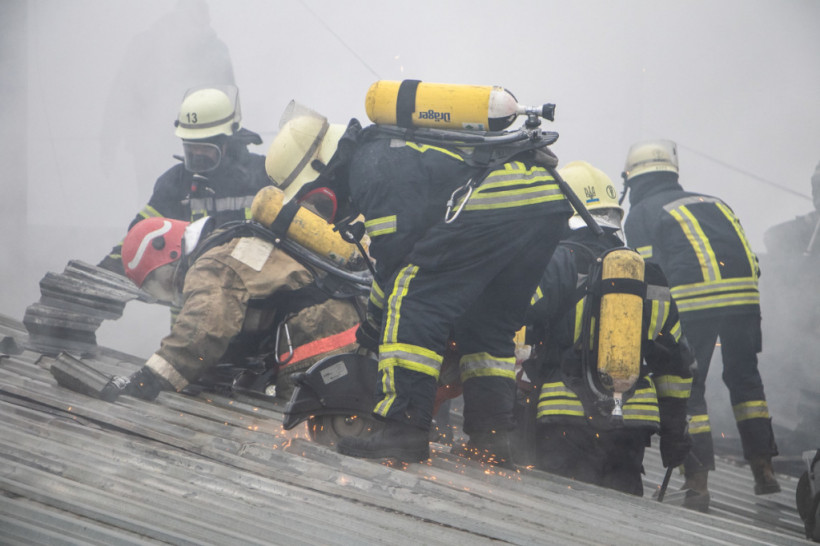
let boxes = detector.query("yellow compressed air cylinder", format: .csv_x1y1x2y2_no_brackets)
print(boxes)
596,249,645,395
365,80,522,131
250,185,359,267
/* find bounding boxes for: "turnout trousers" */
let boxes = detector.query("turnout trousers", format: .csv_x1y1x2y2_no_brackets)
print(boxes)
680,312,778,472
374,209,569,434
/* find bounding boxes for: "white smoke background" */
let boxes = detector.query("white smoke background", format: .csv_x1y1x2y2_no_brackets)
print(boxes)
1,0,818,451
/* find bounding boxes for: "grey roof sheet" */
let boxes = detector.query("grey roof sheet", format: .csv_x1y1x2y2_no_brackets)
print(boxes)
0,313,809,545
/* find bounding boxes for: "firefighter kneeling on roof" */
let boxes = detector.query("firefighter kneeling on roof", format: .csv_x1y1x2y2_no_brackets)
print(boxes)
524,161,694,496
118,200,365,401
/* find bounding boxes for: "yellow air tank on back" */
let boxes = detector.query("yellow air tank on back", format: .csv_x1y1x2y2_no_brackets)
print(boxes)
596,248,645,415
365,80,524,131
250,185,360,267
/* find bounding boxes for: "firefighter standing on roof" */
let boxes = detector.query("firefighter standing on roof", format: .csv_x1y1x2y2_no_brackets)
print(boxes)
526,161,693,496
99,85,269,275
264,87,573,465
621,139,780,511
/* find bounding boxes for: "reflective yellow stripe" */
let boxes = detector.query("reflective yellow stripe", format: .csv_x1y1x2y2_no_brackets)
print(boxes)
404,141,464,161
668,205,722,282
733,400,770,422
715,201,758,282
671,277,759,299
636,245,653,259
383,265,418,344
531,285,543,306
139,204,163,219
674,291,760,313
669,320,682,341
379,342,442,377
654,375,692,399
573,298,585,342
463,163,564,211
688,414,711,435
364,215,397,237
538,382,585,418
459,352,515,381
369,281,385,310
374,363,397,416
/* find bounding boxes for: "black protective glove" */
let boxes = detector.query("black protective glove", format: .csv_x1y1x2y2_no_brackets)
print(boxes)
125,366,169,401
355,321,380,354
660,431,692,468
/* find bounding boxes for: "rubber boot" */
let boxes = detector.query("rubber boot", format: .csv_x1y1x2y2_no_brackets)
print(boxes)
452,430,515,469
681,469,710,512
750,455,781,495
337,421,430,463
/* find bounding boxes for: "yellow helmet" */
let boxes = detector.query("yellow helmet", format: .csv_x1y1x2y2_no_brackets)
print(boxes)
622,139,679,182
265,101,347,202
174,85,240,140
559,160,624,231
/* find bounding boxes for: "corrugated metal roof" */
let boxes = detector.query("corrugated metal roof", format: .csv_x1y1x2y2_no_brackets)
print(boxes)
0,312,809,545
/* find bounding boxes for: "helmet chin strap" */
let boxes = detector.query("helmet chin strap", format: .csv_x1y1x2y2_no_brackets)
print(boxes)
619,172,630,205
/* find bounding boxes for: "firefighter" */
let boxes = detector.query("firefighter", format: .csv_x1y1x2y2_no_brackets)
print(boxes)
118,215,363,401
99,85,269,275
264,104,573,465
621,139,780,511
526,160,693,496
760,160,820,455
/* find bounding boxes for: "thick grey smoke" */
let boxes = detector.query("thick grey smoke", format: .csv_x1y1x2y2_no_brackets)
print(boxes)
1,0,818,446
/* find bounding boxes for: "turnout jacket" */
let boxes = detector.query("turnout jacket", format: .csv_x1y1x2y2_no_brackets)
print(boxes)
144,229,361,397
101,130,269,274
526,228,693,435
624,176,760,319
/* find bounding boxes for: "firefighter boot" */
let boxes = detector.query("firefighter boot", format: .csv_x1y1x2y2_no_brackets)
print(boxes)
681,470,710,512
750,456,781,495
452,430,515,469
337,421,430,463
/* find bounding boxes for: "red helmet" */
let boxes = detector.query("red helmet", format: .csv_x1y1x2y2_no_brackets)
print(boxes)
121,218,189,287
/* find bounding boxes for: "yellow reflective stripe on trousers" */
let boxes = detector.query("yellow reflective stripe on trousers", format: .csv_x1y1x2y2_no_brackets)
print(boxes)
537,382,584,418
374,342,443,417
733,400,770,422
459,352,515,381
364,215,397,237
382,265,418,344
374,363,397,416
379,342,442,377
654,374,693,399
688,414,711,435
667,202,722,282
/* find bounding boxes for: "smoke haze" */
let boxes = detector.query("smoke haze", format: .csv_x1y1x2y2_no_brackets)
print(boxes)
1,0,818,444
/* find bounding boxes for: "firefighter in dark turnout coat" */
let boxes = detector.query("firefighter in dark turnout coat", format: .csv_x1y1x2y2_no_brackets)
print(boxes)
621,139,780,511
99,85,268,275
526,161,693,496
264,105,573,464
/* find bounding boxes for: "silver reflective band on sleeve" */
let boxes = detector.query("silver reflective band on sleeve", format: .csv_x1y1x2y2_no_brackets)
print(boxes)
145,353,189,391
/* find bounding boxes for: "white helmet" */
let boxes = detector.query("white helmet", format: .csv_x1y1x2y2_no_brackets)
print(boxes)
559,160,624,231
265,101,347,201
174,85,241,140
622,139,679,182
